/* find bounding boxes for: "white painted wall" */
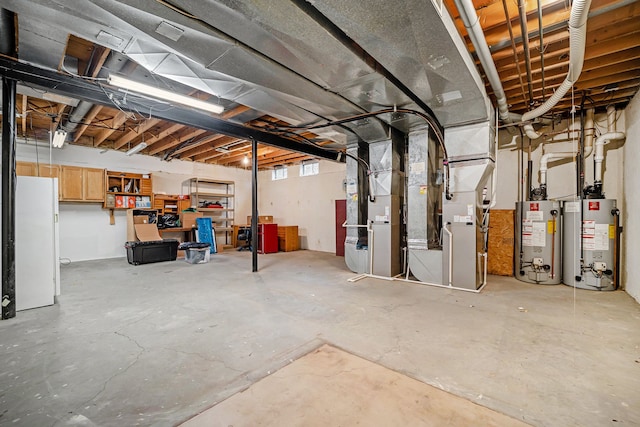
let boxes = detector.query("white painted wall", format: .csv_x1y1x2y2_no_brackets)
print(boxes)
622,93,640,303
258,160,346,252
493,114,624,209
16,142,251,261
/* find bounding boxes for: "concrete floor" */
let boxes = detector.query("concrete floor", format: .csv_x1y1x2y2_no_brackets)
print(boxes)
1,250,639,427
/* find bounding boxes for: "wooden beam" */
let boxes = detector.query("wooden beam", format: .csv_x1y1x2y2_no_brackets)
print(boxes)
147,105,252,156
113,118,161,149
148,128,208,155
178,134,231,159
72,104,102,142
93,110,129,147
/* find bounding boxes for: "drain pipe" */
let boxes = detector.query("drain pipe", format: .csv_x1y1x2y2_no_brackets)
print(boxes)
594,105,625,184
522,0,592,139
454,0,512,124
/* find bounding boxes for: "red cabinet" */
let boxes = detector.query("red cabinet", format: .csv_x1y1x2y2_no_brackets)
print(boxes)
258,223,278,254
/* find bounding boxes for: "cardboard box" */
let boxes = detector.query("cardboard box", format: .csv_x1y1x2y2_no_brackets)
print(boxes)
127,196,136,208
115,195,124,208
180,211,203,229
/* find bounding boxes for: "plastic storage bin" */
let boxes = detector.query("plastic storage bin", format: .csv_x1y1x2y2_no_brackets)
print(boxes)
125,240,179,265
178,242,211,264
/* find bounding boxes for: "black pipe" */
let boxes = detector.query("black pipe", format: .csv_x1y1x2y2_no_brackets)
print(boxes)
2,76,17,319
612,209,621,290
578,96,586,197
251,138,258,272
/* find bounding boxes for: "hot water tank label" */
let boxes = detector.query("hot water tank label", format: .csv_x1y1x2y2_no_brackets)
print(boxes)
522,219,545,246
565,202,580,213
582,221,609,251
588,201,600,211
526,211,544,221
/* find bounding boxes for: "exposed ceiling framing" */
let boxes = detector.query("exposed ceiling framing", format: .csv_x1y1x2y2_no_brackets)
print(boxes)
0,0,638,169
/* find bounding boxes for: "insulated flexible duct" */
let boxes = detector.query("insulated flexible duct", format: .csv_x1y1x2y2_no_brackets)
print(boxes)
522,0,592,139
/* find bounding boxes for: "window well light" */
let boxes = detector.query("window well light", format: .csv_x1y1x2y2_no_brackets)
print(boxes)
125,142,147,156
52,129,67,148
107,74,224,114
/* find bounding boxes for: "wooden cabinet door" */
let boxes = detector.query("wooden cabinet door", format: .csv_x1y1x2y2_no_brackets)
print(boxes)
60,166,84,201
84,168,105,201
140,177,152,194
16,161,36,176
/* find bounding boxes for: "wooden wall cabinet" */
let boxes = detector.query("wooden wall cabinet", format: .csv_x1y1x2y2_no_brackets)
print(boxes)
60,166,105,202
17,161,102,202
105,170,153,209
153,194,191,215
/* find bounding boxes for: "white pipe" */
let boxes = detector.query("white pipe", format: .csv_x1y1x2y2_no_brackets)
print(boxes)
607,105,616,131
583,108,595,158
594,105,625,182
454,0,511,123
539,152,576,186
443,223,453,287
522,0,592,139
594,133,624,182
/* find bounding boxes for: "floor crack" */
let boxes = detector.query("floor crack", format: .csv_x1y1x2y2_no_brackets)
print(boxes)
79,331,146,408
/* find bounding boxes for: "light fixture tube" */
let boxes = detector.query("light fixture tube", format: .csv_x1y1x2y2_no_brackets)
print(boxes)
125,142,147,156
52,129,67,148
107,74,224,114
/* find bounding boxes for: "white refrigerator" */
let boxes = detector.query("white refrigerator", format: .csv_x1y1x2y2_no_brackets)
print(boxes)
16,176,60,311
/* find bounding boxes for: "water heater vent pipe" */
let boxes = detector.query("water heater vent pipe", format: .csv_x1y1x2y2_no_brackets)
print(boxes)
594,105,625,183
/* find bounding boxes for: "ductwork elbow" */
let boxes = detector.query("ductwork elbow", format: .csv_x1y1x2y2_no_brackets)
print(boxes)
539,152,575,186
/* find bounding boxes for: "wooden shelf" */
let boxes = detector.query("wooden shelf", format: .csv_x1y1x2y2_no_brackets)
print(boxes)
197,208,234,212
191,192,234,198
104,170,152,209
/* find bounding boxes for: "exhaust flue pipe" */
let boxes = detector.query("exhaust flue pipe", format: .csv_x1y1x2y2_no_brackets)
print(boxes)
594,105,625,183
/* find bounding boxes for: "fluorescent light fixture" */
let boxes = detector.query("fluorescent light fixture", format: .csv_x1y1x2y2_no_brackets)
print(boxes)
215,147,231,153
52,129,67,148
125,142,147,156
107,74,224,114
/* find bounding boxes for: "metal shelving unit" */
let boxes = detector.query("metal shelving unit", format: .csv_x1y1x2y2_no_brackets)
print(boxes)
187,178,234,247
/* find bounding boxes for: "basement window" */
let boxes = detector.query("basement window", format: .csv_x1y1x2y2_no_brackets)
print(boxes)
299,160,319,177
272,165,288,181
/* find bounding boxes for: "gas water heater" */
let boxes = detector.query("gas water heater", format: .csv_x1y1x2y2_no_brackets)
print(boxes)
515,200,562,284
563,199,620,291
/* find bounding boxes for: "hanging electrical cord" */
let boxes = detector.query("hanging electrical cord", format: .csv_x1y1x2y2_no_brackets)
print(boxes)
262,107,451,199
